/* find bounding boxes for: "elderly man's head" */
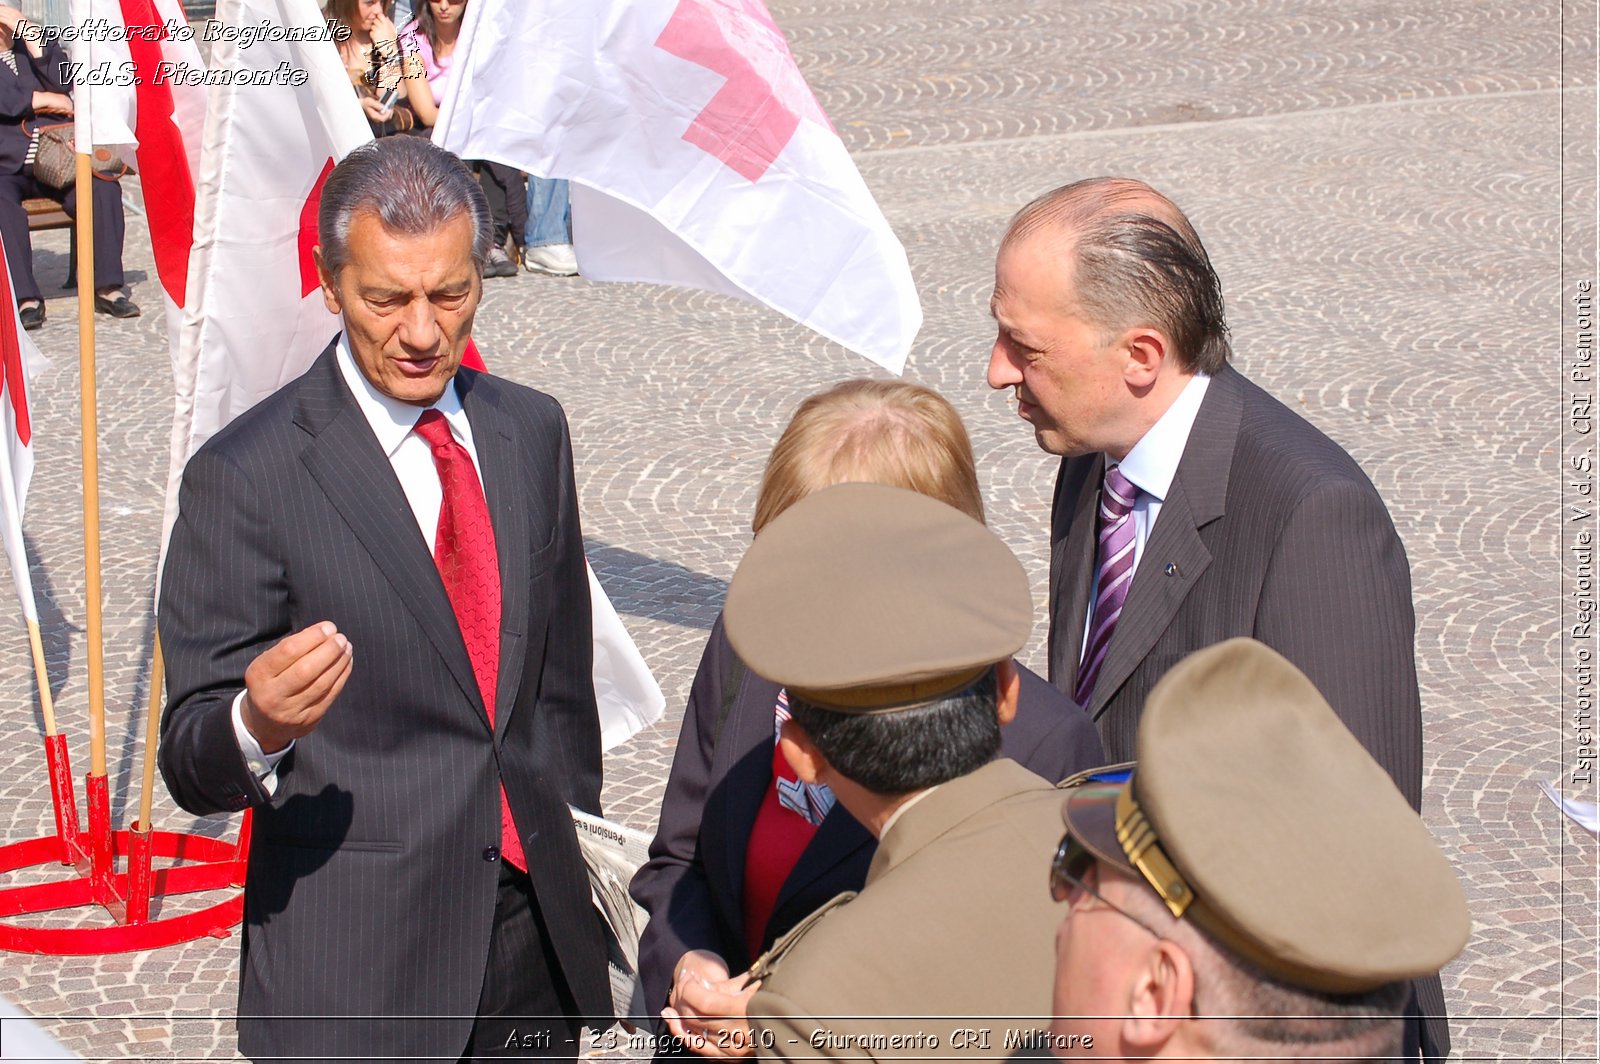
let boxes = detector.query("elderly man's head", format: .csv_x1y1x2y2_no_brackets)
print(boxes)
1047,641,1469,1061
314,137,494,406
987,177,1229,459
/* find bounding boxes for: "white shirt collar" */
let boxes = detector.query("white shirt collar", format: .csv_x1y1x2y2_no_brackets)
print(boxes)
333,333,471,456
1116,374,1211,503
878,784,940,840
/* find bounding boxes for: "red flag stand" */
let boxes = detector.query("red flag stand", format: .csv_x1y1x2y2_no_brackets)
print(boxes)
0,150,246,956
0,814,248,954
42,735,82,869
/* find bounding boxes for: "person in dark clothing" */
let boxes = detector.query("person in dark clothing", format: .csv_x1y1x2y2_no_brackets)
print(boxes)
0,6,137,329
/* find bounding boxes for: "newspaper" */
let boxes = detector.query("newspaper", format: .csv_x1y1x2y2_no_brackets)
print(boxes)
570,807,653,1021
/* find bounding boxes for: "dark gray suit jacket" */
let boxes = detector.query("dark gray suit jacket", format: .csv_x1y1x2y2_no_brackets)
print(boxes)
158,346,609,1063
1046,363,1445,1057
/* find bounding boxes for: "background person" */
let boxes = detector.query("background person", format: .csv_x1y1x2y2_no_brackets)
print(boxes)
630,380,1105,1057
522,175,577,276
0,6,138,329
1049,639,1469,1061
328,0,418,138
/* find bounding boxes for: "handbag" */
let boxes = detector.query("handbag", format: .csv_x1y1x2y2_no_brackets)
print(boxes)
23,121,129,190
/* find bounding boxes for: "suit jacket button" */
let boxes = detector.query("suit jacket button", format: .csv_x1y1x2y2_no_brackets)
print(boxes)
482,846,500,862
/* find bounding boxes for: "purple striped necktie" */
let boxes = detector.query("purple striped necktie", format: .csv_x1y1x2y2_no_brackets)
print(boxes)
1074,464,1140,706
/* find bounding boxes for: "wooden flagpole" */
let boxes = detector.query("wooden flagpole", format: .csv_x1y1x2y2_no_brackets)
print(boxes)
73,144,115,908
137,636,163,832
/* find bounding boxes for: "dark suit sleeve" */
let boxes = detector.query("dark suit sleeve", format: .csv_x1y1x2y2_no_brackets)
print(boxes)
630,617,737,1020
1254,478,1424,810
31,40,68,95
0,42,42,122
541,400,603,815
1002,665,1107,781
158,446,289,816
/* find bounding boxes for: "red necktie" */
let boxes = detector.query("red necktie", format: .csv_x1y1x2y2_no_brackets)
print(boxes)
414,410,524,871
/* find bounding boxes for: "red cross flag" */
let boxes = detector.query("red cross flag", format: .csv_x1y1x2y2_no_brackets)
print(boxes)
434,0,922,374
0,239,47,623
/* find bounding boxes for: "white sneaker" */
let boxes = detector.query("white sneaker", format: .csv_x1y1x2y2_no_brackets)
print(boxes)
522,243,579,276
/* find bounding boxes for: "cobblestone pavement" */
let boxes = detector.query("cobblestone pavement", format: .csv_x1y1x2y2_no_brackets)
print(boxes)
0,0,1595,1060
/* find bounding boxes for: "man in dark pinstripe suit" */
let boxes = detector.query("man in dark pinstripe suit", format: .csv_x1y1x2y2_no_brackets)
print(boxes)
158,138,608,1062
986,177,1446,1060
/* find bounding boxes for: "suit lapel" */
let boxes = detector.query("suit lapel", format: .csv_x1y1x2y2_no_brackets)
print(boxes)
769,805,873,924
720,673,781,914
1049,454,1103,693
293,348,489,732
1088,368,1244,719
458,371,529,741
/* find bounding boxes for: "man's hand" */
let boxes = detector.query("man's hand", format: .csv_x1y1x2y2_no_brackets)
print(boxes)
662,951,762,1058
241,621,353,753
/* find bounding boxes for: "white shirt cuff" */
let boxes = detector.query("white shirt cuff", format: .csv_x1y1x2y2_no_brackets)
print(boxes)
231,690,291,795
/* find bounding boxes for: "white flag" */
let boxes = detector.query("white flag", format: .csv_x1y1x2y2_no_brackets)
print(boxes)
68,0,139,155
0,240,48,623
434,0,922,374
166,0,369,490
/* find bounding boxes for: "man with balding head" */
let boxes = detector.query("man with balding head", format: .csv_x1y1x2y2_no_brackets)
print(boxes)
1047,639,1469,1062
987,176,1443,1057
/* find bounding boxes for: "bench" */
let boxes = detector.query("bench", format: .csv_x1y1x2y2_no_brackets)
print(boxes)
24,196,71,231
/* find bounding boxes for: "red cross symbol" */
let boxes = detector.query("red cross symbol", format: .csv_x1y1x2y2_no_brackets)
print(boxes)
655,0,831,182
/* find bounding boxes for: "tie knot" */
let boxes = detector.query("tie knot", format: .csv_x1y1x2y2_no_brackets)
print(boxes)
1102,465,1138,517
414,408,453,451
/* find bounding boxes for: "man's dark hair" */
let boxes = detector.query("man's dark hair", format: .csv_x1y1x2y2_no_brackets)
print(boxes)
786,669,1000,795
1004,177,1231,375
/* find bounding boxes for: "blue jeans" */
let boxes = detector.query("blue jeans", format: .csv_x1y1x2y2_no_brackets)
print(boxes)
524,176,572,248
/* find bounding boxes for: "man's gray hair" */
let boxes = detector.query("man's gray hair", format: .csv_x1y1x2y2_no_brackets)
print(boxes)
1003,177,1231,375
317,137,494,276
1118,884,1409,1061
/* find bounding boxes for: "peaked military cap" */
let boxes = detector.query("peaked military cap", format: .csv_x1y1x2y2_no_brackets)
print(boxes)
1060,638,1470,993
723,482,1032,712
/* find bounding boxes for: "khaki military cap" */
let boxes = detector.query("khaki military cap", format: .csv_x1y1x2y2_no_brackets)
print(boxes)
1060,638,1469,993
723,482,1032,712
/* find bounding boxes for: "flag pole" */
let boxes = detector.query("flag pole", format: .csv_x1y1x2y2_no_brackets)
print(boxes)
71,30,116,907
127,635,166,922
29,618,83,866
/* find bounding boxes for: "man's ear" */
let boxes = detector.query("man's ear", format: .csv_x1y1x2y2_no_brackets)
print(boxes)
1120,938,1195,1054
313,246,343,317
1119,326,1172,390
779,718,829,786
995,658,1020,727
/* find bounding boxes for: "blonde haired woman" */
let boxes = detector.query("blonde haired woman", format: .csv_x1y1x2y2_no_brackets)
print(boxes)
630,379,1104,1055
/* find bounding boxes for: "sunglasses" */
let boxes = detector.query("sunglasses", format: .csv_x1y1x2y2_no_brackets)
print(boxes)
1049,832,1168,940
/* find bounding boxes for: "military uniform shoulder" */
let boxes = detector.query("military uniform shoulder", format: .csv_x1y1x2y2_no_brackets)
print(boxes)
745,891,857,985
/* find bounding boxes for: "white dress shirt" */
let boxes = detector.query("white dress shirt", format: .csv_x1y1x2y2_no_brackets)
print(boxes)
1082,373,1211,657
232,336,485,790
